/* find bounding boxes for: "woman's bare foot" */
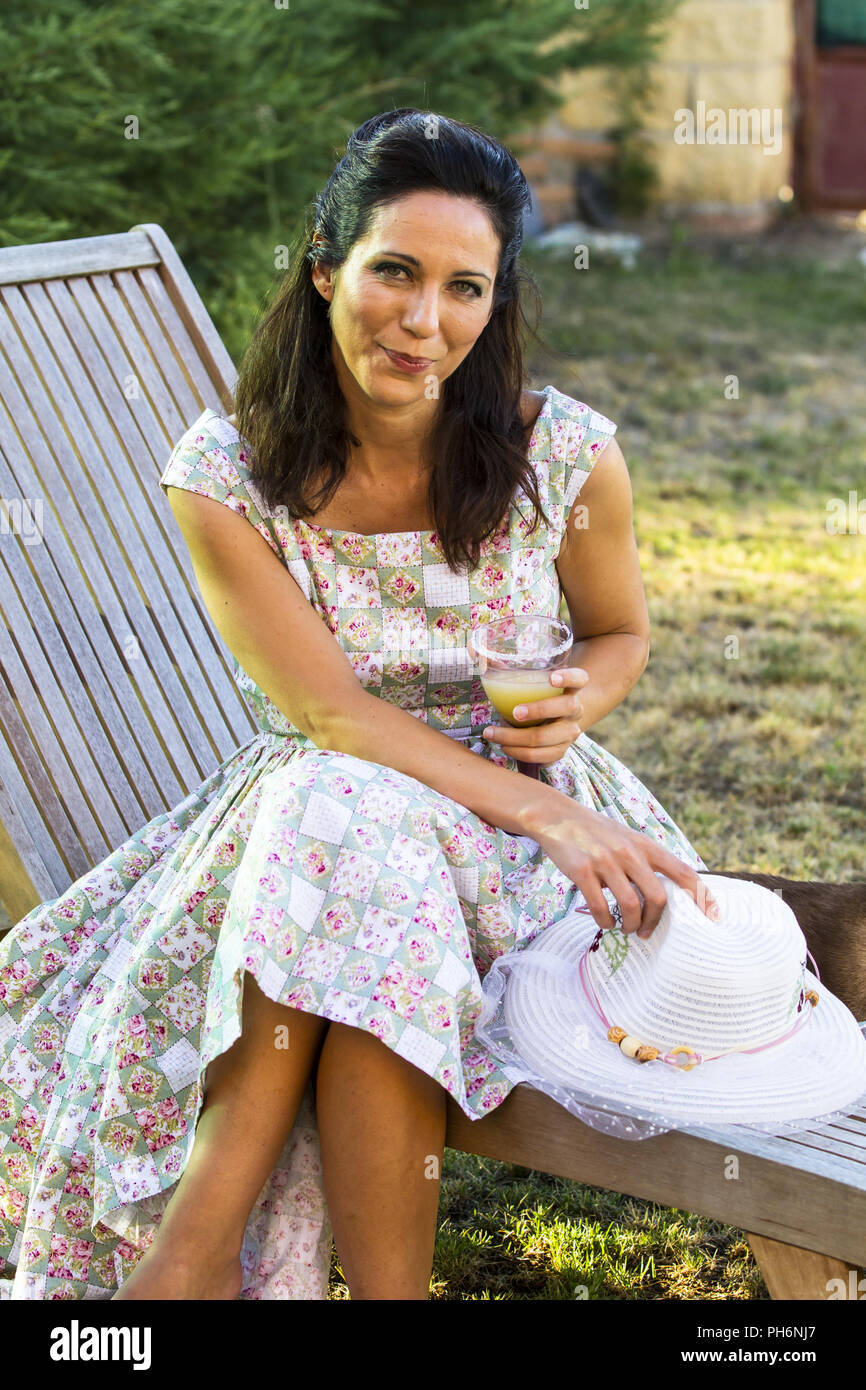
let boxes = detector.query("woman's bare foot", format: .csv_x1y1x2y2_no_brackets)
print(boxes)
112,1241,243,1300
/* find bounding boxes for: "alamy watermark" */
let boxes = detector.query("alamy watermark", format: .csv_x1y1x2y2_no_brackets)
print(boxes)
674,102,783,157
826,491,866,535
1,496,43,546
50,1319,151,1369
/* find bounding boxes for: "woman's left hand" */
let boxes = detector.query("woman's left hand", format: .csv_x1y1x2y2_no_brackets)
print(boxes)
481,667,590,767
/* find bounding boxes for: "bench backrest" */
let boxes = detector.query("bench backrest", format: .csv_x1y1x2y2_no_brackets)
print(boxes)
0,224,257,921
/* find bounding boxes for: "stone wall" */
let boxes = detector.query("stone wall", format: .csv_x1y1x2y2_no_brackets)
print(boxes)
528,0,797,231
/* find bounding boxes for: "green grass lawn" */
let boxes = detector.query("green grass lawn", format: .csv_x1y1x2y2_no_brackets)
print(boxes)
330,235,866,1300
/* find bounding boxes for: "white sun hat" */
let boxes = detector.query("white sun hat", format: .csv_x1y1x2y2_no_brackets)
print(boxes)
473,873,866,1140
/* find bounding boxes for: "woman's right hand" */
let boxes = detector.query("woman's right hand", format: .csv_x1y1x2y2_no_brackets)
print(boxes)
529,797,720,939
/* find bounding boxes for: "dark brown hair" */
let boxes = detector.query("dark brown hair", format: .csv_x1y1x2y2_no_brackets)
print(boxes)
234,107,551,573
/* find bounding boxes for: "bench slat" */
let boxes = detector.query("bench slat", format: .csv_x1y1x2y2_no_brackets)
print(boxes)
0,411,196,817
0,545,141,848
130,223,237,412
88,272,191,441
61,274,179,463
0,290,233,780
113,269,202,421
0,668,95,887
0,567,127,857
23,277,254,760
0,372,204,794
0,463,180,819
774,1127,866,1164
0,223,258,911
52,270,256,752
59,274,242,636
0,231,160,287
684,1108,866,1181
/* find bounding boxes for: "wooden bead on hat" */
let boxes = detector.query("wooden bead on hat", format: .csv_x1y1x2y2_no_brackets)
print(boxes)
607,1025,659,1063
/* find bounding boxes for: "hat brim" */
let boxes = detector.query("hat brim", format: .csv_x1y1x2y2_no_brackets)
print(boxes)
499,908,866,1127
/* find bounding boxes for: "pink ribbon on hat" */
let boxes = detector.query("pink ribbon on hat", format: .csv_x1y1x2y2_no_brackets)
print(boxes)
570,904,821,1070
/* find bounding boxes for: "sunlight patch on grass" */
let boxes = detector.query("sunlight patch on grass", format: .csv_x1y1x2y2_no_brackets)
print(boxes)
429,1157,772,1300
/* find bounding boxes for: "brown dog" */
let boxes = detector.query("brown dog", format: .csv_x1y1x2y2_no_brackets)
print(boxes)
710,871,866,1023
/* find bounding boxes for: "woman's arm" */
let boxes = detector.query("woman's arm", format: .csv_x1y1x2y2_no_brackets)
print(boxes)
167,482,715,933
554,436,651,734
478,436,649,761
166,485,564,838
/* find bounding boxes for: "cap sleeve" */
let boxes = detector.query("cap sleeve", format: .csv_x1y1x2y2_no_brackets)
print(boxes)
558,400,618,513
160,412,284,562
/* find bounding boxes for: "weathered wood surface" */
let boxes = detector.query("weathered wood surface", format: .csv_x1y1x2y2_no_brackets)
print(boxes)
0,225,256,915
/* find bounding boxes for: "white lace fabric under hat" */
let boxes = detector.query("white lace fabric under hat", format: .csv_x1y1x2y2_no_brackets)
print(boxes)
473,873,866,1138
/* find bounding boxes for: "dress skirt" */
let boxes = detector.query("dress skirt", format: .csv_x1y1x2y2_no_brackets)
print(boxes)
0,726,706,1300
0,384,708,1298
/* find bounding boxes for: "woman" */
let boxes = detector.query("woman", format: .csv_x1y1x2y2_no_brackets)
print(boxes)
0,108,720,1302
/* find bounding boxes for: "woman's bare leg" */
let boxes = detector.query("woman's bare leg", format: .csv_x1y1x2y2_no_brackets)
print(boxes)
113,971,329,1299
315,1020,447,1300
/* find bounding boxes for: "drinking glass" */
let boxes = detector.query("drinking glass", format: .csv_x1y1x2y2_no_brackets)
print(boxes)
467,614,574,779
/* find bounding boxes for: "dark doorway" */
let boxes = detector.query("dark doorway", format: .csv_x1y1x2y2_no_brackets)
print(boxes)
794,0,866,208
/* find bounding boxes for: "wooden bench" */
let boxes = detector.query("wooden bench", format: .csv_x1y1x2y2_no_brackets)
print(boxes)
1,226,864,1301
0,224,256,918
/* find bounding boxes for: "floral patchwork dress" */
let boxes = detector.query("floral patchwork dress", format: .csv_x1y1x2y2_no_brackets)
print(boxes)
0,384,708,1300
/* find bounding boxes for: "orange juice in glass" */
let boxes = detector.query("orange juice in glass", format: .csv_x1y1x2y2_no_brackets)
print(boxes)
468,615,573,778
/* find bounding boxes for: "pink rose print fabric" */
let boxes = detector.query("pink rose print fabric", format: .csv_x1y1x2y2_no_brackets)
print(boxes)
0,385,707,1300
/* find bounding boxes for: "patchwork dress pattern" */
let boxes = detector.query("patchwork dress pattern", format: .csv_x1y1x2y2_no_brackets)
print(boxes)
0,384,707,1300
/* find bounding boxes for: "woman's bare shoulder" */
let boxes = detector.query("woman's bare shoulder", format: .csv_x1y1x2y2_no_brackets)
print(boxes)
520,389,547,433
517,391,544,428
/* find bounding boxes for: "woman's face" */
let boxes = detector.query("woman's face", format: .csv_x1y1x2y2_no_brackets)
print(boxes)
312,190,500,406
